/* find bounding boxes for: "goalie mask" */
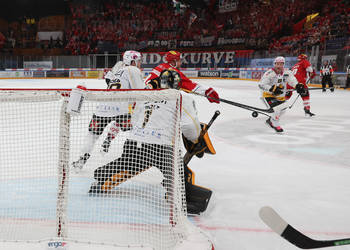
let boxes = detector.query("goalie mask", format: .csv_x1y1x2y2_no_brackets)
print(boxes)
159,69,181,89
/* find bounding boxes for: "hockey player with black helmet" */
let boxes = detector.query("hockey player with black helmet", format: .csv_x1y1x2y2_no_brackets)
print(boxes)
146,50,220,104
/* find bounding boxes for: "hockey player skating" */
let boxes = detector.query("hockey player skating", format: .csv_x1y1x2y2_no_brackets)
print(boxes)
89,69,216,214
259,56,307,133
288,54,316,117
72,50,145,172
320,60,334,92
145,50,220,104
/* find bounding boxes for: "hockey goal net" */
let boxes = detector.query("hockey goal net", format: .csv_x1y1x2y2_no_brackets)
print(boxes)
0,88,213,250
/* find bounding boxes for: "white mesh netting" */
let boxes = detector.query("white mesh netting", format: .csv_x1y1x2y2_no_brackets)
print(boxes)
0,89,213,250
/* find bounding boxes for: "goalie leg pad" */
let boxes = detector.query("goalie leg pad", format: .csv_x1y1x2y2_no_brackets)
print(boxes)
101,170,133,191
186,182,212,215
92,139,171,194
185,166,195,185
184,165,212,214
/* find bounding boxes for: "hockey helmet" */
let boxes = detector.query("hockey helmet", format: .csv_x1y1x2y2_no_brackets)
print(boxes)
274,56,285,65
297,54,307,61
159,69,181,89
123,50,142,66
165,50,181,64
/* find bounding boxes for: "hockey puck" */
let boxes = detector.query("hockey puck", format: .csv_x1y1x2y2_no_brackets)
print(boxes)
252,111,258,118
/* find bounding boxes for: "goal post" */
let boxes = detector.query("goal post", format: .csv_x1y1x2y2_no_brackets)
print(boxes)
0,88,213,250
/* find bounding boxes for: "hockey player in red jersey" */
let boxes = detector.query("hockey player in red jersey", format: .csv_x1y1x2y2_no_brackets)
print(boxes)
288,54,316,117
145,50,220,103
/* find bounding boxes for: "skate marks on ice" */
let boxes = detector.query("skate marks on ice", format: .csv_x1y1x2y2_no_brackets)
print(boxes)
214,116,350,167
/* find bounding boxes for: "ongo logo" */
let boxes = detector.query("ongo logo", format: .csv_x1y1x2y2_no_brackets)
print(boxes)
47,241,67,249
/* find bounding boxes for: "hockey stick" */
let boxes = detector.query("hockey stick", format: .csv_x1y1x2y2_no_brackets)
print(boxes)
290,87,325,92
259,206,350,249
183,110,220,166
181,89,274,118
288,94,300,109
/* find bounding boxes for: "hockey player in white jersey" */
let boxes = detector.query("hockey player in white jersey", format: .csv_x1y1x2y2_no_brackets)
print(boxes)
72,50,145,171
89,69,215,214
104,61,124,88
259,56,307,133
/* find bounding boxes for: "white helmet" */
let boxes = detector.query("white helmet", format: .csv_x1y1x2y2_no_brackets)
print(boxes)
123,50,142,66
274,56,285,65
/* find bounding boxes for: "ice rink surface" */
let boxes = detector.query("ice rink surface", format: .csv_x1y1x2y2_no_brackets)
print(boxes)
0,78,350,250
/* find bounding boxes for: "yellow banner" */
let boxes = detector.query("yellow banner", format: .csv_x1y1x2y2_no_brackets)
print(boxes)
87,71,99,78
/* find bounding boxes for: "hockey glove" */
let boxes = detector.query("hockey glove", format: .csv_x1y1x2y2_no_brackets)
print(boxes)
269,85,283,96
295,83,307,96
205,88,220,103
310,70,316,80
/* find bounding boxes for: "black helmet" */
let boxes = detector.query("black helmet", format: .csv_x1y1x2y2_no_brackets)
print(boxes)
159,69,181,89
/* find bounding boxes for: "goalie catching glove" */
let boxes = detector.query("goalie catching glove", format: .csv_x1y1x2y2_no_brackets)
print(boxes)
269,84,284,96
182,123,216,158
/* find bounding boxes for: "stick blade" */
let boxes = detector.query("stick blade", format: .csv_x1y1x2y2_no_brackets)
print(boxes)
259,206,288,235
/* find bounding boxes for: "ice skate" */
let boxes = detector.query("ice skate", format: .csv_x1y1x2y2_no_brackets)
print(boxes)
266,118,283,133
304,108,315,117
72,153,90,172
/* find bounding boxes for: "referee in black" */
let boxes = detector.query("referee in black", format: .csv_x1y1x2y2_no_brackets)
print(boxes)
320,60,334,92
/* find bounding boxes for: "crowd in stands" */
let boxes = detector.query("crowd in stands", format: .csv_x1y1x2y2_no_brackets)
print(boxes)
0,0,349,57
269,0,350,54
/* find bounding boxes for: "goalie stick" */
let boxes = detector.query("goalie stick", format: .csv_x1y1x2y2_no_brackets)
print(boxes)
183,110,220,166
259,206,350,249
